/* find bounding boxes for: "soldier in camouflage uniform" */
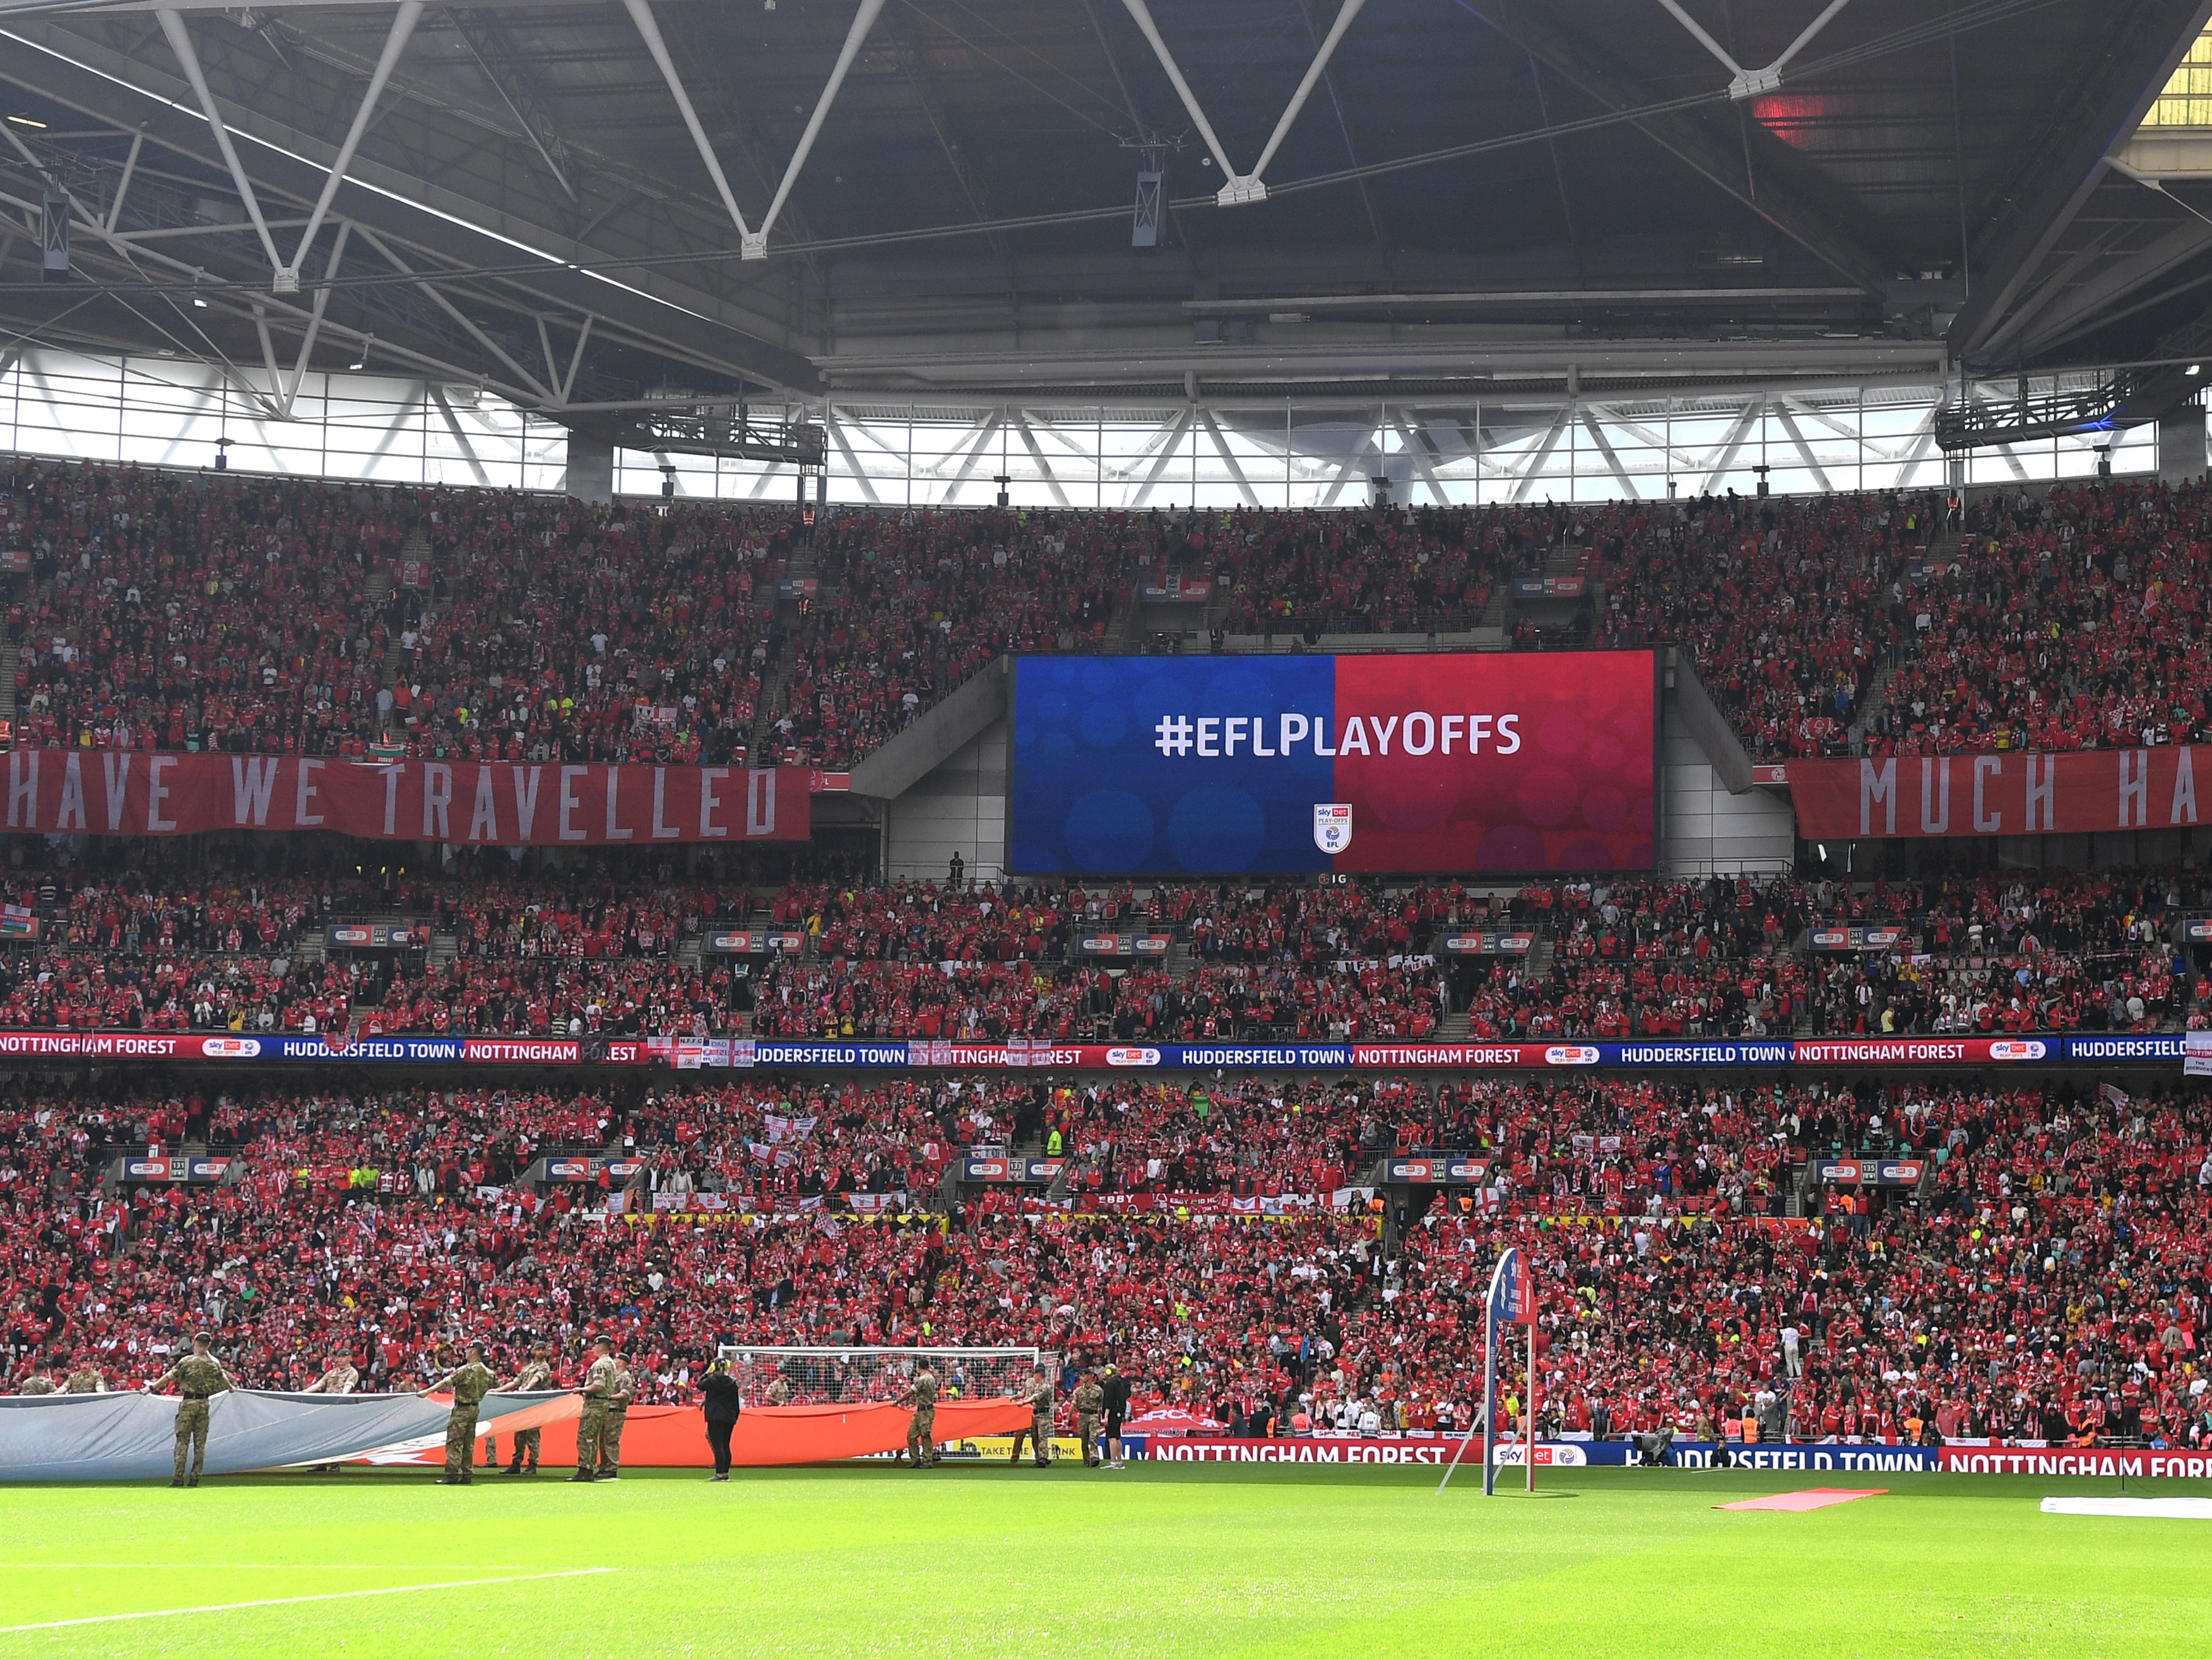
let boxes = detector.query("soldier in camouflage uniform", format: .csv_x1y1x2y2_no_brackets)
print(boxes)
901,1364,940,1468
598,1352,635,1479
766,1374,793,1406
302,1355,360,1395
501,1345,553,1475
1073,1369,1106,1468
64,1357,103,1393
570,1338,617,1482
300,1352,359,1472
148,1332,232,1487
423,1342,495,1485
16,1366,56,1395
1007,1367,1056,1467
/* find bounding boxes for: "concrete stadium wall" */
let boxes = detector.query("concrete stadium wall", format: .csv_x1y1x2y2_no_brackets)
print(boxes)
1660,727,1797,876
884,717,1008,882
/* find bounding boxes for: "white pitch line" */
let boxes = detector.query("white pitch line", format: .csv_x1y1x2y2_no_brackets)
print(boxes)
0,1567,614,1632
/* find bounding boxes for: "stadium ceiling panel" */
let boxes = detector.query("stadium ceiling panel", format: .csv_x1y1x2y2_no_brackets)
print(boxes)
0,0,2206,427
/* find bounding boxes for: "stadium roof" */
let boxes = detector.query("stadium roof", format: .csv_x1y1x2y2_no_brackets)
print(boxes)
1,0,2208,423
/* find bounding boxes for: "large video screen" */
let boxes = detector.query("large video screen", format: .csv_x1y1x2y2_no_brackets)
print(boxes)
1008,651,1656,875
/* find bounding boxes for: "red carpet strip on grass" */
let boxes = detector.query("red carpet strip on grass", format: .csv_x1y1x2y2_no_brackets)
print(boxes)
1717,1489,1887,1512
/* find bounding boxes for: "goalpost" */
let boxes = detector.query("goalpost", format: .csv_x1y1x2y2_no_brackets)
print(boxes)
715,1345,1050,1408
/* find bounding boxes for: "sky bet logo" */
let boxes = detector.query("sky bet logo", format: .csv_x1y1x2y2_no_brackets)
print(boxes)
1152,711,1522,759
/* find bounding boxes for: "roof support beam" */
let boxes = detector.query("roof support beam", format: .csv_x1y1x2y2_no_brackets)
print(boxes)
2008,219,2212,360
278,215,350,417
1652,0,1851,102
3,18,820,390
745,0,887,258
1318,420,1376,508
560,313,593,403
940,410,1002,502
1472,1,1893,292
1947,0,2212,361
1510,405,1570,502
1772,401,1831,492
825,409,881,504
1579,408,1637,497
283,0,418,292
451,7,577,203
1130,407,1193,507
1198,408,1259,507
1118,0,1369,206
353,223,552,401
1700,398,1763,491
102,128,141,233
155,6,283,278
620,0,755,245
1391,415,1452,505
1015,411,1072,508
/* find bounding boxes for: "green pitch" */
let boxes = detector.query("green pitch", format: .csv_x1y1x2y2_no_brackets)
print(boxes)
1,1463,2208,1657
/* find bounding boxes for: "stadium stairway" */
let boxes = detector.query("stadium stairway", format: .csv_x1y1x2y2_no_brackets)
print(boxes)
427,930,458,969
747,540,817,763
0,636,15,727
1848,663,1896,751
747,656,793,765
1476,581,1510,633
1104,593,1144,653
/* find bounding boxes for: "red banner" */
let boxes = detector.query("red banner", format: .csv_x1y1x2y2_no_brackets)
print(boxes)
1788,747,2207,840
0,752,808,845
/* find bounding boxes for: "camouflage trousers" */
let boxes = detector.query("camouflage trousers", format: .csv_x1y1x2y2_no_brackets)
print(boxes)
906,1406,937,1465
577,1400,608,1474
598,1407,627,1475
1008,1416,1053,1465
1077,1415,1101,1465
172,1398,210,1481
506,1427,541,1470
444,1406,480,1478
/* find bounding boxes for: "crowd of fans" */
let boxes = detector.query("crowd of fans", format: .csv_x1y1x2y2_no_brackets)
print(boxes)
760,509,1119,767
6,460,404,754
14,455,2212,770
4,1066,2208,1462
402,492,790,764
0,855,2203,1040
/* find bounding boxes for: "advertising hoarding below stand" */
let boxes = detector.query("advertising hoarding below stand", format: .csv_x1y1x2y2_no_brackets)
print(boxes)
1384,1156,1488,1184
1805,925,1905,952
1073,933,1173,957
1438,932,1535,955
0,1030,2185,1072
1811,1158,1926,1186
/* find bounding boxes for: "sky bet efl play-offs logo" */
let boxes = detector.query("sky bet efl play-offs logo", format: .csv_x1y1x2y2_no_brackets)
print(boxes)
1009,653,1656,877
1314,804,1352,853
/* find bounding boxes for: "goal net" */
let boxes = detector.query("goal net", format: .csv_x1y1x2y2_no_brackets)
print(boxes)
716,1345,1049,1408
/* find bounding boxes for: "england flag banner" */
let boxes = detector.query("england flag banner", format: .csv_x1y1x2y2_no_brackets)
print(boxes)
1314,804,1353,854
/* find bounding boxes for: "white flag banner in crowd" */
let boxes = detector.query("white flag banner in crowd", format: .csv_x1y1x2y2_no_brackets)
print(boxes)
2185,1031,2212,1078
0,1389,577,1482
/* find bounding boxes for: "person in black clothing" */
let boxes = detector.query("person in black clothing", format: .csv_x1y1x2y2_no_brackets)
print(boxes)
1099,1365,1132,1469
700,1359,742,1481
